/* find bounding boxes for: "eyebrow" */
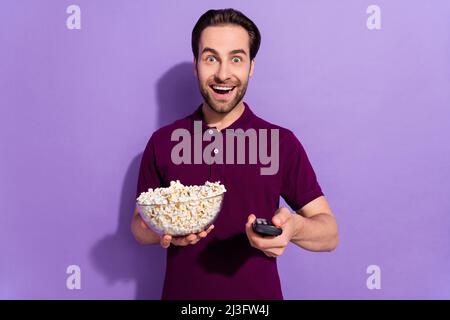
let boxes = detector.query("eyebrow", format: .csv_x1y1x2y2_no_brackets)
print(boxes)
201,47,248,56
230,49,247,56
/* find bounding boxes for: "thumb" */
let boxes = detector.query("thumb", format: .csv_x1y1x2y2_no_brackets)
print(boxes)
272,208,291,227
160,234,172,248
246,214,256,230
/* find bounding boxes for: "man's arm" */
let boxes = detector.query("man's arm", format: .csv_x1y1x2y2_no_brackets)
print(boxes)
289,196,339,252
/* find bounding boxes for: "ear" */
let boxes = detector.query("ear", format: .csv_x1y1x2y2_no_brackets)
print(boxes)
249,59,255,77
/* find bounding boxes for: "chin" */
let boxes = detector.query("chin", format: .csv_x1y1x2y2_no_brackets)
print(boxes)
205,98,237,114
211,104,234,113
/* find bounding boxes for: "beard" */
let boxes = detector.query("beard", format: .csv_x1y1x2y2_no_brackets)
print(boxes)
198,76,249,114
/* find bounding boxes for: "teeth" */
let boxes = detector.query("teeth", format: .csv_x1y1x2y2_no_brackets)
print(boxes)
212,85,234,91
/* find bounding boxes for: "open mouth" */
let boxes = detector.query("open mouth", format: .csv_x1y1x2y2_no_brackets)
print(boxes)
210,85,236,95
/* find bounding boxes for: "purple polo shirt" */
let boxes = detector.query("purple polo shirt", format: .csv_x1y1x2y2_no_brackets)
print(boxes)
136,102,323,300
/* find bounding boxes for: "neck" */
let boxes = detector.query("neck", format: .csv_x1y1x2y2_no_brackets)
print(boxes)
202,101,245,131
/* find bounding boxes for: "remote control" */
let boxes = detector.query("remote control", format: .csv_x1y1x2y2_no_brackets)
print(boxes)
252,218,282,237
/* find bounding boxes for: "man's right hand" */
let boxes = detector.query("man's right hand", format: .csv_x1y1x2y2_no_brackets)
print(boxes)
138,214,215,248
159,225,215,248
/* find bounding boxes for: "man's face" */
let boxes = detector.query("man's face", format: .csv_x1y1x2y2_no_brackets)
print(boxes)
195,24,255,114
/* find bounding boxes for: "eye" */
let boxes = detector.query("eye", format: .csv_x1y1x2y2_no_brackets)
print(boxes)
206,56,217,63
232,57,242,63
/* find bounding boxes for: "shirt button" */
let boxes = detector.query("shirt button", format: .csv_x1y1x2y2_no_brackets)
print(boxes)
208,129,214,135
213,148,219,154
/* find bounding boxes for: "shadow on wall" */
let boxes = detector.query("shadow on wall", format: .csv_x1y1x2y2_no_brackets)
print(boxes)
157,61,202,126
90,62,201,299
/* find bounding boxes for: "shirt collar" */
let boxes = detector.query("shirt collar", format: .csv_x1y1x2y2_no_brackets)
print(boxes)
190,101,254,131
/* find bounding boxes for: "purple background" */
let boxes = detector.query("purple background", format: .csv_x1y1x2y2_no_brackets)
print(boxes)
1,0,449,299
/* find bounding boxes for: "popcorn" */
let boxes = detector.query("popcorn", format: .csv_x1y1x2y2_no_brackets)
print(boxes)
136,180,226,236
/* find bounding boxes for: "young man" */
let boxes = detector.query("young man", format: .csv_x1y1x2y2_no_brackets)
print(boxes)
131,8,338,300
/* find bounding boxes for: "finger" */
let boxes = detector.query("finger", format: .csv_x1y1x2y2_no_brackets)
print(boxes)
265,248,284,257
205,224,215,234
272,208,291,227
252,237,288,250
197,225,214,240
188,235,200,244
245,215,258,248
246,214,256,227
186,234,197,242
172,234,197,246
190,238,200,245
171,237,189,246
245,214,256,234
160,235,172,248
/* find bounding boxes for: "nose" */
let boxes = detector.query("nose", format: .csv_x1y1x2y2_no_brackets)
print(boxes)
215,62,231,82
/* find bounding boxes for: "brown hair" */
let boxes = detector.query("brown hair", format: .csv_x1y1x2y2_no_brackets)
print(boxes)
192,8,261,61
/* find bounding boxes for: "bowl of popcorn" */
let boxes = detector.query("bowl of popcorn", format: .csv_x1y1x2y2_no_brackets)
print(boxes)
136,180,226,236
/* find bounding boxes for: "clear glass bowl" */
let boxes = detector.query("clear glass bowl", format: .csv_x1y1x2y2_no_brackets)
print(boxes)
137,193,225,236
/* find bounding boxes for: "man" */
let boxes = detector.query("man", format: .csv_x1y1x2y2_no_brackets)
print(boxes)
131,8,338,300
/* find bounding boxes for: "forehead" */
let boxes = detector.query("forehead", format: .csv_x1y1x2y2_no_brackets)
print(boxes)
199,24,250,54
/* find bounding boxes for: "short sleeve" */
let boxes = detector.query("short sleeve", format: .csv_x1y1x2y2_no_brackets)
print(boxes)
136,134,163,199
280,132,324,211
